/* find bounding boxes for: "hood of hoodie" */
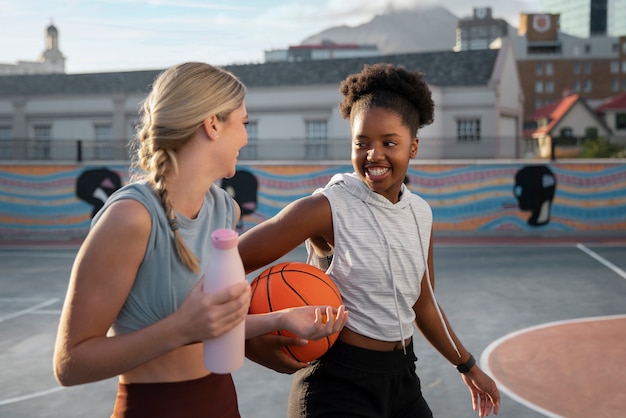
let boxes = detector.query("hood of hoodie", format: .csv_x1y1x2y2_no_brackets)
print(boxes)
326,172,411,210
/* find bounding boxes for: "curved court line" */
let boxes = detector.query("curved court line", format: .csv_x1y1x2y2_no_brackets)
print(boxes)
481,314,626,418
0,298,59,323
0,386,65,406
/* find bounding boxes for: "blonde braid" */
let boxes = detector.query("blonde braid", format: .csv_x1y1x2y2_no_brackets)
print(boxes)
151,148,200,273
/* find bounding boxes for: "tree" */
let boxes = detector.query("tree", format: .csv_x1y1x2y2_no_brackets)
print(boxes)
579,137,625,158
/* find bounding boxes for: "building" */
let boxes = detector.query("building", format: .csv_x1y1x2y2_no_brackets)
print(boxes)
543,0,626,38
523,93,612,158
595,91,626,145
454,7,509,51
0,22,65,75
265,40,380,62
513,12,626,121
0,40,524,161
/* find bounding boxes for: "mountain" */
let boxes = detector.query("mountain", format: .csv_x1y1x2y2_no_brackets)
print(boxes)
300,5,459,54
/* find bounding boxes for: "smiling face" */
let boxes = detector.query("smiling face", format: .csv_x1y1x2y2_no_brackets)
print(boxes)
217,102,249,179
351,107,418,203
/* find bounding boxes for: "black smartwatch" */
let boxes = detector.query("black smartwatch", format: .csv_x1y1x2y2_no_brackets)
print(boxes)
456,353,476,373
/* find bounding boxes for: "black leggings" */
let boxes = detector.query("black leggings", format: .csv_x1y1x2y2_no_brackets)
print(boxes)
288,340,433,418
111,373,240,418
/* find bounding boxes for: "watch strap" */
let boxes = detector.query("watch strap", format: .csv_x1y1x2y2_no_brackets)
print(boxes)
456,353,476,373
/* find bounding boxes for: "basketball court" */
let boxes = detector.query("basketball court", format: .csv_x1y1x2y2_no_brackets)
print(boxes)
0,236,625,418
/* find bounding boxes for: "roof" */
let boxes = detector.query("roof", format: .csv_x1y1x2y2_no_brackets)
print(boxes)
524,93,611,137
595,92,626,112
525,94,580,137
0,49,499,97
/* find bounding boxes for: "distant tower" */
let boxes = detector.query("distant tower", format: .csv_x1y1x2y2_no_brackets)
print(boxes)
39,22,65,73
454,7,509,51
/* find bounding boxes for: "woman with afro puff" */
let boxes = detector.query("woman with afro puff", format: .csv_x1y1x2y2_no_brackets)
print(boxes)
239,63,500,417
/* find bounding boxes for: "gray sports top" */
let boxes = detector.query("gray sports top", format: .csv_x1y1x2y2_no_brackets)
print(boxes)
306,172,432,343
91,181,237,335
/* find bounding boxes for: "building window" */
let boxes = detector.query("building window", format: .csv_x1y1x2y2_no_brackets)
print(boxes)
545,62,554,76
535,63,543,76
535,99,543,110
612,79,620,92
622,61,626,73
585,127,598,140
573,80,581,92
95,124,112,140
240,121,258,159
0,126,11,139
0,126,12,159
616,113,626,130
545,81,555,93
94,124,113,159
583,62,592,74
584,44,591,54
611,61,619,74
33,125,51,159
559,128,574,145
535,81,544,93
573,63,581,75
457,119,481,141
305,120,328,159
583,80,592,93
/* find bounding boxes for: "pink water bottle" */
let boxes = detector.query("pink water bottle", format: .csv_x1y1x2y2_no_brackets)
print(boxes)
202,228,246,374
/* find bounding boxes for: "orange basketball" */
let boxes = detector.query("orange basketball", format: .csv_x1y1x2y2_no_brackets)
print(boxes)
249,261,342,362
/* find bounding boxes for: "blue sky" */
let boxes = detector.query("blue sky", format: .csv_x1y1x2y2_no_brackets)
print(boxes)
1,0,542,74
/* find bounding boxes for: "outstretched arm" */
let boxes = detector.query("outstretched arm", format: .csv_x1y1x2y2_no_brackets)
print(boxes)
414,232,500,417
239,193,336,373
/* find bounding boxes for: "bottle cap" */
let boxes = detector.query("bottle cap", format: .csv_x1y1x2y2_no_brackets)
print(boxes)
211,228,238,249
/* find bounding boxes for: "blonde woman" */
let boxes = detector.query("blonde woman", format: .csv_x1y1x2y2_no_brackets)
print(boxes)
53,62,347,418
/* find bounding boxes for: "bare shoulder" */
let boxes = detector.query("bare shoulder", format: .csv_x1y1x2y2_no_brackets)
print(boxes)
80,199,151,266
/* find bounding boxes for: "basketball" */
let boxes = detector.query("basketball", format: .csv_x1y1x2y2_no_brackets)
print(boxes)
249,261,342,362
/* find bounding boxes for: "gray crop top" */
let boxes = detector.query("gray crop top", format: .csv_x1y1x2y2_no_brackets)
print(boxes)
91,181,237,335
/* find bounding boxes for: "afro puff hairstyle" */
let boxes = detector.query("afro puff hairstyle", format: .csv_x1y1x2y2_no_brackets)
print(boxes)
338,63,434,136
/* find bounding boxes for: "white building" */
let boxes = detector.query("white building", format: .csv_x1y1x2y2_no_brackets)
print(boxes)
0,39,523,161
0,23,66,75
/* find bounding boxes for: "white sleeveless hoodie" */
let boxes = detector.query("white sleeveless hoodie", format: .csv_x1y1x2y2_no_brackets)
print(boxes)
306,172,433,346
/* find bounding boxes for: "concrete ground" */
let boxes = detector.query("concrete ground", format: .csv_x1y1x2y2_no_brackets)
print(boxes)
0,237,624,417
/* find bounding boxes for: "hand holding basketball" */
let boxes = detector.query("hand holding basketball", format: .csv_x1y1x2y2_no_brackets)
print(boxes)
249,262,346,362
277,305,347,342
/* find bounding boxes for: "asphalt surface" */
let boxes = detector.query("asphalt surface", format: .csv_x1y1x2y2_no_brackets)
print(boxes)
1,239,624,418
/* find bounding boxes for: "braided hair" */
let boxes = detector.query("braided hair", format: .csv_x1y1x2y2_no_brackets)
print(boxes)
130,62,246,272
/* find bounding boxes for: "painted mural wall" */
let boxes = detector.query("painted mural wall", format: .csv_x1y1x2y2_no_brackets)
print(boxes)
0,161,625,243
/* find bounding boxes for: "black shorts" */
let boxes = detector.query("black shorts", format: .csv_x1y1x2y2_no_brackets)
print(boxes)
287,339,433,418
111,373,240,418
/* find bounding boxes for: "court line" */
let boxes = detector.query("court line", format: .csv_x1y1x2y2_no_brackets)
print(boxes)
576,243,626,280
481,314,626,418
0,298,59,323
0,387,65,406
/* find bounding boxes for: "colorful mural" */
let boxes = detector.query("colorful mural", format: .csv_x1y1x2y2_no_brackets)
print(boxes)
0,162,625,243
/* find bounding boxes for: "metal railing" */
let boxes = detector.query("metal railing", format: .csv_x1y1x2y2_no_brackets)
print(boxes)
0,138,353,162
0,136,531,162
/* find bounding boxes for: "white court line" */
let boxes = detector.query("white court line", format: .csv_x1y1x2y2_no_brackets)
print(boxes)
0,251,75,259
576,243,626,280
0,298,59,323
0,387,65,406
481,314,626,418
